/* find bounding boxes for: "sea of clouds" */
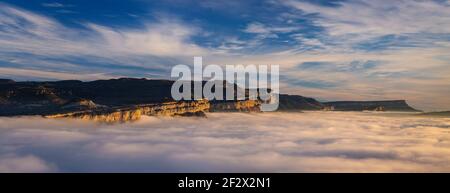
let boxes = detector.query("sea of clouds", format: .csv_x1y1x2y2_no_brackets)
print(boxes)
1,112,449,172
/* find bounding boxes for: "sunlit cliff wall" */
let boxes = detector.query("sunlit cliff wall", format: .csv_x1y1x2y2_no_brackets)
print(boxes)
209,100,261,112
46,100,211,123
45,99,262,122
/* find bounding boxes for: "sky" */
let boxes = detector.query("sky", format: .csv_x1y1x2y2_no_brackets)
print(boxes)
0,0,449,111
1,112,450,172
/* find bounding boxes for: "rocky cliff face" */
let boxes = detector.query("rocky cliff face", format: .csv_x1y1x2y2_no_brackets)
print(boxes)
46,99,262,122
0,78,264,121
323,100,419,112
209,100,261,112
46,100,211,123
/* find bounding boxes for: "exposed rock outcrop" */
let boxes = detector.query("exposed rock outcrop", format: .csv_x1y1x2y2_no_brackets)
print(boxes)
209,100,261,112
0,78,263,121
61,98,100,110
46,100,210,123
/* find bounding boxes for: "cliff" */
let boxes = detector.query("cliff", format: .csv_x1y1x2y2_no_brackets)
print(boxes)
209,100,261,112
46,100,211,123
0,78,261,122
323,100,420,112
0,78,422,122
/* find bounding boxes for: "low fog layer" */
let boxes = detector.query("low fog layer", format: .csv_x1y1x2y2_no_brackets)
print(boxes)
1,112,450,172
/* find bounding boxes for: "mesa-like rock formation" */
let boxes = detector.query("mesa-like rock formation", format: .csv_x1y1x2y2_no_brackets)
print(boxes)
46,100,211,123
323,100,419,112
0,78,262,122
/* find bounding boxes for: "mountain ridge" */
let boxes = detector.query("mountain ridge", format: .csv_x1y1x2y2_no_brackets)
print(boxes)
323,100,420,112
0,78,421,122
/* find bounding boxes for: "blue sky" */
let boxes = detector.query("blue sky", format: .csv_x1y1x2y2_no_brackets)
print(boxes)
0,0,449,110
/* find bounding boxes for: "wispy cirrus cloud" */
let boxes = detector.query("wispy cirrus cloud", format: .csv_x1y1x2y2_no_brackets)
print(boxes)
0,3,208,80
87,22,206,56
243,22,300,35
41,2,69,8
0,67,116,81
282,0,450,55
0,3,205,57
283,0,450,38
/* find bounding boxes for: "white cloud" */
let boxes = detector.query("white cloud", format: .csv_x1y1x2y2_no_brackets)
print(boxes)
41,3,68,8
0,3,210,80
243,22,272,34
0,3,206,58
283,0,450,38
0,67,117,81
87,22,206,56
0,154,56,172
1,112,450,172
244,22,300,34
243,22,300,41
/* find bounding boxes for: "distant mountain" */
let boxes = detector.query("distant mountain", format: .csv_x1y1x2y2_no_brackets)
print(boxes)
277,96,420,112
277,94,325,111
323,100,420,112
419,111,450,117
